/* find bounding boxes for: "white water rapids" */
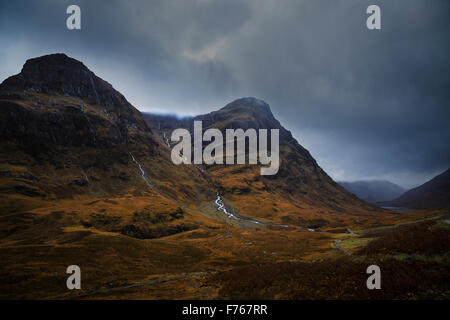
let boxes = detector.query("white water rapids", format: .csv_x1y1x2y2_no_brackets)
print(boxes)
215,194,242,221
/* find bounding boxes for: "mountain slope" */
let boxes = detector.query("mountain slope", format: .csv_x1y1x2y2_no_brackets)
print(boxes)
383,169,450,209
0,54,153,197
144,97,383,227
338,180,406,203
0,54,212,212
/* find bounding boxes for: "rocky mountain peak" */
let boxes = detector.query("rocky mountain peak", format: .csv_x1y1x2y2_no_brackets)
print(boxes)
221,97,274,117
193,97,293,143
0,53,153,149
0,53,132,110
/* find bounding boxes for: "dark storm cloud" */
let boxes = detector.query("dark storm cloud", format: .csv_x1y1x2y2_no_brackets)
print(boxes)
0,0,449,187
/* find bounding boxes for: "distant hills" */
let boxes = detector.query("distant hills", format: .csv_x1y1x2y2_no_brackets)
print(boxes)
338,180,406,203
382,169,450,209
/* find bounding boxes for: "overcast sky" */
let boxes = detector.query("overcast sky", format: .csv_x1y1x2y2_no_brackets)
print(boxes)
1,0,449,188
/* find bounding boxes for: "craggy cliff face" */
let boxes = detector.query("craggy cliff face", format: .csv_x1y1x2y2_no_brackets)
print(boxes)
0,53,150,148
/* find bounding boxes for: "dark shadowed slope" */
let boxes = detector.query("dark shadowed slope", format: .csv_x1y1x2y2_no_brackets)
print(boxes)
383,168,450,209
0,53,210,202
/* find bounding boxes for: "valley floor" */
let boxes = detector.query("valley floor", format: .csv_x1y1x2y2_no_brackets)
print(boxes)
0,193,448,299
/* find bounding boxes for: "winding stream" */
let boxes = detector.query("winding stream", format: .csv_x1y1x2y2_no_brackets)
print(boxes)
215,193,294,229
215,193,246,221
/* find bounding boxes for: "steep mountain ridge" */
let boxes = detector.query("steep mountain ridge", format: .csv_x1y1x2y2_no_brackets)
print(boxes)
0,54,211,205
144,97,381,225
0,53,150,148
1,53,137,110
193,97,292,142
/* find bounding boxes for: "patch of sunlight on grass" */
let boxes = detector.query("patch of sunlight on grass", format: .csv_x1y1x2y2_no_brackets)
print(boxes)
340,238,373,250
